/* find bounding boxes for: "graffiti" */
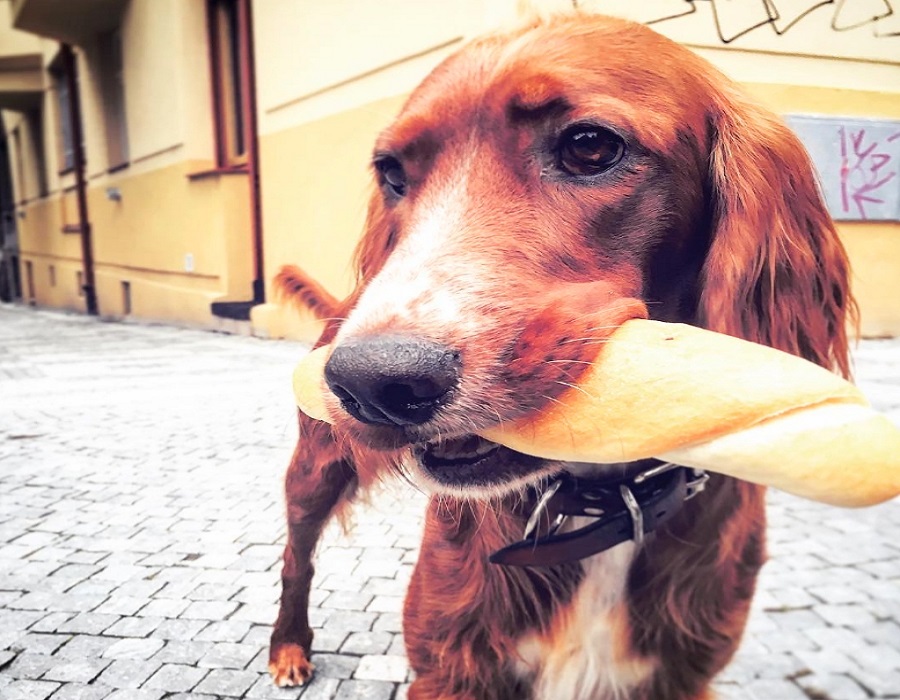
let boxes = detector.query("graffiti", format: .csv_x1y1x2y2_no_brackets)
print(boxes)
787,116,900,221
839,127,900,219
586,0,900,43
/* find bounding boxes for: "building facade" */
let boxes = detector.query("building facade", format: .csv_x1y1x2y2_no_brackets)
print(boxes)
1,0,259,331
1,0,899,340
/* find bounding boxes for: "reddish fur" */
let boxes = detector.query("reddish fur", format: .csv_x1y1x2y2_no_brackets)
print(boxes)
273,265,341,322
270,13,855,699
405,500,583,699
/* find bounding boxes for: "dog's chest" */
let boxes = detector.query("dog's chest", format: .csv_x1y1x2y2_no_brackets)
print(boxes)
513,541,656,700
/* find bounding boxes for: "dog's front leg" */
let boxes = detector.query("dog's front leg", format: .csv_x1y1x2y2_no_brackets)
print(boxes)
269,414,358,687
402,498,557,700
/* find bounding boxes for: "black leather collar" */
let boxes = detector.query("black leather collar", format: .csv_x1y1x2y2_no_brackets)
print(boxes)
490,463,708,568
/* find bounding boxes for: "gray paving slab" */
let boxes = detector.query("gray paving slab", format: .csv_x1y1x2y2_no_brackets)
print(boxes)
0,303,898,699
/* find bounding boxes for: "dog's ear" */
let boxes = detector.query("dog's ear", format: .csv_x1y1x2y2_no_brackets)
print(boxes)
699,88,857,377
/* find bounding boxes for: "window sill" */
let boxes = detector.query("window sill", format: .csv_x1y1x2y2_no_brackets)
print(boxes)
186,165,248,181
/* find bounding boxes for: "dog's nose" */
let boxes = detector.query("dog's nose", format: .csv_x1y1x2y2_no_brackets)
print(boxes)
325,335,461,427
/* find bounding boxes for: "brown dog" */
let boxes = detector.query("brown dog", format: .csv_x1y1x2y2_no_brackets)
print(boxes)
269,13,854,700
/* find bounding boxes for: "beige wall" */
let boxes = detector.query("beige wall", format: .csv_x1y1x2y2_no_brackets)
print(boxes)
255,0,473,128
584,0,900,66
251,0,491,341
0,0,39,60
78,0,214,180
252,0,900,341
87,162,253,320
745,84,900,338
3,0,253,326
253,94,407,342
13,181,83,311
590,0,900,345
4,0,899,337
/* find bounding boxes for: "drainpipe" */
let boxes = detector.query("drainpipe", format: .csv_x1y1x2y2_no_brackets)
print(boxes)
237,0,264,304
61,43,98,315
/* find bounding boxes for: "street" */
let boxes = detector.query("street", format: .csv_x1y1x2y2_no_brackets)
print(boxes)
0,304,898,700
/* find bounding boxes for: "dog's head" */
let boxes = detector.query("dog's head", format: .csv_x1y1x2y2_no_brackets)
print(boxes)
319,14,852,497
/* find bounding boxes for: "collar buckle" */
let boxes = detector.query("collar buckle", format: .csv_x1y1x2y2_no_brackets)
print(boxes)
522,479,565,541
619,483,644,547
685,469,710,499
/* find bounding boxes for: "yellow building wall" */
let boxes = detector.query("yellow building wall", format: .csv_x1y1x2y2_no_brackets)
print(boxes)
17,196,83,310
253,2,900,341
253,94,406,342
18,163,253,324
7,0,256,327
88,164,252,324
746,85,900,339
841,226,900,339
251,0,476,342
0,0,40,58
7,0,899,337
255,84,900,342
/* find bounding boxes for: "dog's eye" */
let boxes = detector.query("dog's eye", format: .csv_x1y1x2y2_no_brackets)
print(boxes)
375,156,408,197
557,125,625,177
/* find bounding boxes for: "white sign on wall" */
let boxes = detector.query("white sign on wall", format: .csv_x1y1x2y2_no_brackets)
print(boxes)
787,116,900,221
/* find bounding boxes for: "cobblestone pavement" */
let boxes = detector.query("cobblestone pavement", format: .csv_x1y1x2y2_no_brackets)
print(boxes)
0,303,898,700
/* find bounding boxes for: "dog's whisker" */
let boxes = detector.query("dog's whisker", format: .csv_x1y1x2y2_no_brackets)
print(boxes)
552,381,598,400
558,336,613,345
544,359,595,366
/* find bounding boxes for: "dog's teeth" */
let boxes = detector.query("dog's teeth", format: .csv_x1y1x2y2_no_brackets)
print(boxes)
468,438,498,458
427,436,498,462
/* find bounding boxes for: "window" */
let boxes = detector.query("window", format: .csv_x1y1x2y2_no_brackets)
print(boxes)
9,113,48,201
10,126,25,203
121,280,131,315
25,260,35,302
49,49,84,176
26,110,49,197
51,66,75,173
208,0,250,167
97,29,129,170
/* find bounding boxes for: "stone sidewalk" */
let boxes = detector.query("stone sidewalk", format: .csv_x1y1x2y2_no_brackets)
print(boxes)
0,304,897,700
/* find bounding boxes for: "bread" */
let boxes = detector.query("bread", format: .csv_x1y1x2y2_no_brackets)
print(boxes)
292,346,332,424
292,320,900,507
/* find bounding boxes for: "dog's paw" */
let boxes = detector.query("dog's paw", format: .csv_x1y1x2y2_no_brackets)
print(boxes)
268,643,315,687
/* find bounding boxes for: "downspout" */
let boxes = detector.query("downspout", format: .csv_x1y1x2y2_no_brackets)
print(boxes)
61,43,98,315
237,0,264,304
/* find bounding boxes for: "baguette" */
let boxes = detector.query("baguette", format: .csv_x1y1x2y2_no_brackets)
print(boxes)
292,320,900,507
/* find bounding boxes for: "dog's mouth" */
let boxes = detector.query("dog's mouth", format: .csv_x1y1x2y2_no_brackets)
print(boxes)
412,434,558,495
418,435,500,472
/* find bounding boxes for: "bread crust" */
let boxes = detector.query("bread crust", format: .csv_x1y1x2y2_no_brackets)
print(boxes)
292,346,331,423
291,320,900,507
661,404,900,506
481,320,867,462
